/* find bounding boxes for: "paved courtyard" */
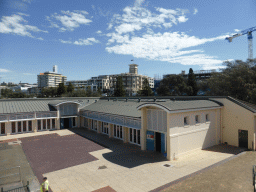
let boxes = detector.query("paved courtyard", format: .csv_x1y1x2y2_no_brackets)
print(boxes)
0,128,248,192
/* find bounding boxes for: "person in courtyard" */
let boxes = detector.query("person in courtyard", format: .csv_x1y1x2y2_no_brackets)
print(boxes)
40,177,49,192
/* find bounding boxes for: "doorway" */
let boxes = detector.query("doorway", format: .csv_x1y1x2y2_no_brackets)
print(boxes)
239,129,248,148
64,118,70,129
155,132,161,152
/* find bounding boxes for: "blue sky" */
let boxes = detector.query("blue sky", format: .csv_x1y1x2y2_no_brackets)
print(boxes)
1,0,256,84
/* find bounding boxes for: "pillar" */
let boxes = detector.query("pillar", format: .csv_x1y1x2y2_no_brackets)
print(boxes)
56,118,60,130
123,127,129,143
88,119,92,130
77,116,80,128
32,119,37,132
167,113,171,160
140,108,147,151
109,123,113,138
5,122,11,135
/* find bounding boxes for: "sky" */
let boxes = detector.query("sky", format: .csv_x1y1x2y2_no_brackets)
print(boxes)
1,0,256,84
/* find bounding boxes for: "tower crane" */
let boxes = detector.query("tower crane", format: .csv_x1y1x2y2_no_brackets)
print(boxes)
226,26,256,60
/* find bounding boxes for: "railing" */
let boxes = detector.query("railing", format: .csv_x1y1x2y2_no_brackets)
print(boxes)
0,115,8,122
36,111,57,119
9,113,35,121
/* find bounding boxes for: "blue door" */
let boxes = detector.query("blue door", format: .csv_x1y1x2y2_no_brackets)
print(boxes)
60,118,64,129
146,131,155,151
161,133,167,157
69,118,72,128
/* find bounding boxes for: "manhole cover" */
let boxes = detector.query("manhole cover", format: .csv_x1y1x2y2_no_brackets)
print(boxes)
163,164,174,168
98,165,107,170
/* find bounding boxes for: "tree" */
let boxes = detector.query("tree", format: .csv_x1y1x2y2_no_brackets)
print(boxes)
114,76,126,97
67,82,74,93
57,83,66,96
86,86,92,97
97,87,102,96
1,88,13,98
157,75,189,96
139,78,153,96
187,68,198,96
208,59,256,103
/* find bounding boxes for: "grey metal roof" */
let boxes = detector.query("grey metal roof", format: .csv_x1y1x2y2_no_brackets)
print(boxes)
0,98,99,114
82,100,143,117
137,100,221,112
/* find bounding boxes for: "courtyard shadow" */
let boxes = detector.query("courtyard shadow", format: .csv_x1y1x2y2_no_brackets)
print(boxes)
69,128,167,168
203,143,247,155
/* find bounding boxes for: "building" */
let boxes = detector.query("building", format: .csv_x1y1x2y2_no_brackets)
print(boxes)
164,69,218,81
37,66,67,90
10,83,38,95
0,96,255,161
68,64,154,96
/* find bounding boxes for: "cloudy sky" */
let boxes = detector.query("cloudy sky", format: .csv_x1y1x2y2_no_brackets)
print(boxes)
1,0,256,84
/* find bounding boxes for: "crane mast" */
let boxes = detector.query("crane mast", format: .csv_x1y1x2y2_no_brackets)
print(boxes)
226,26,256,60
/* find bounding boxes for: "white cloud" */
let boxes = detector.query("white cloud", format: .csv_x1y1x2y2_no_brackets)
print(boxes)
60,38,100,46
47,10,92,32
193,8,198,15
0,69,11,72
59,39,72,44
37,37,43,40
234,29,240,32
0,14,48,38
96,30,102,34
106,32,228,68
22,0,33,3
74,38,100,45
134,0,144,7
177,15,188,23
115,23,142,34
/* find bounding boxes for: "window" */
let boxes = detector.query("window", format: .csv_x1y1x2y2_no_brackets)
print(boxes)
184,117,188,125
52,119,55,129
47,119,50,129
1,123,5,134
84,118,88,128
23,121,27,132
43,120,46,130
195,115,199,124
28,121,32,131
206,114,209,122
18,122,21,132
37,120,41,130
92,120,97,131
114,125,122,139
101,122,108,135
12,122,16,133
129,128,141,145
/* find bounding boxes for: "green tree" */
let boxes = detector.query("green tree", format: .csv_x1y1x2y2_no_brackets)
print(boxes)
57,83,66,96
208,59,256,103
97,87,102,96
1,88,13,98
187,68,198,96
67,82,74,93
139,78,153,96
157,75,189,96
86,86,92,97
114,76,126,97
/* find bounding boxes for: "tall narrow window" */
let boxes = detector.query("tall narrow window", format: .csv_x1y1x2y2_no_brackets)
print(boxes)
114,125,116,137
138,130,140,144
47,119,50,129
28,121,32,131
43,119,46,129
195,115,199,124
23,121,27,132
18,122,21,132
133,129,136,143
130,129,133,142
1,123,5,134
120,126,122,139
73,117,76,127
184,117,188,125
37,120,41,130
206,114,209,122
52,119,55,129
12,122,16,133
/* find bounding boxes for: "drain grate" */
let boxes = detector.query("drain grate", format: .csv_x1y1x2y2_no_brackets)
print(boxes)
98,165,107,170
163,164,174,168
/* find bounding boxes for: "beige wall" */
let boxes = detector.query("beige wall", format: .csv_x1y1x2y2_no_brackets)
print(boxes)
140,108,147,150
168,108,220,160
212,98,255,149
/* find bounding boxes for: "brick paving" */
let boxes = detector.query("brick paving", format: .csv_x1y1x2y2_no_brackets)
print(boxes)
92,186,117,192
20,133,105,192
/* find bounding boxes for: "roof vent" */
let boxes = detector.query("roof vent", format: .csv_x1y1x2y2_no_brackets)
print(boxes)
87,100,90,103
126,98,128,102
108,98,110,101
154,98,156,102
138,98,141,102
95,100,97,103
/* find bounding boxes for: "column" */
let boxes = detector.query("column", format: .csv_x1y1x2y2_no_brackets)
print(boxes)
123,127,129,143
56,118,60,130
97,121,101,134
109,123,113,138
166,112,171,160
5,122,11,135
88,119,92,130
140,108,147,151
32,119,37,132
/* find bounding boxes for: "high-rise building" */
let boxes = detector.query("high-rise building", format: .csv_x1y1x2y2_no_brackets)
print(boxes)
37,66,67,89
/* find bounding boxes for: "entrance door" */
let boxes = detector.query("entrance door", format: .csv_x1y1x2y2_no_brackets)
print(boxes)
239,129,248,148
60,118,64,129
155,132,161,152
64,118,70,128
